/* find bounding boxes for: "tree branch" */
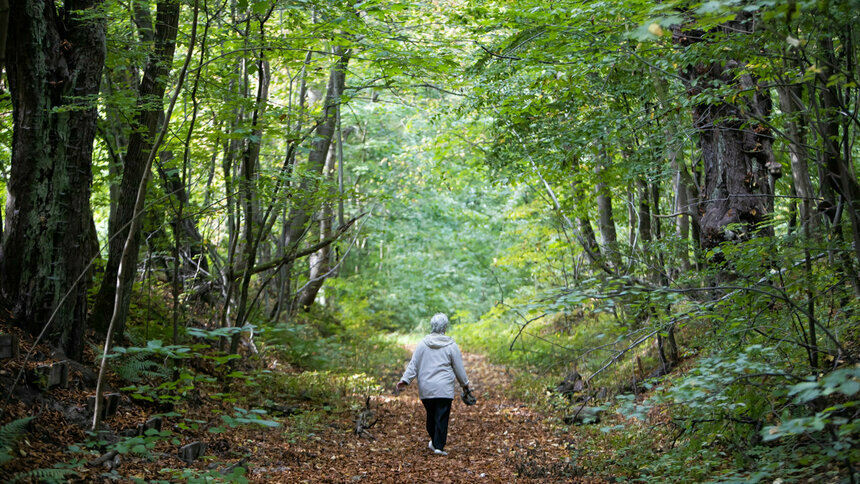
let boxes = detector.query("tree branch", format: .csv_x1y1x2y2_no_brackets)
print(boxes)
247,213,365,277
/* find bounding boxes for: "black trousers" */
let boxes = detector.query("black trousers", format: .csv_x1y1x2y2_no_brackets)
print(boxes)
422,398,453,451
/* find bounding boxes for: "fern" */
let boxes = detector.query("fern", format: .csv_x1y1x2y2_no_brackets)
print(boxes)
87,341,169,383
0,416,34,465
9,467,77,484
114,352,169,383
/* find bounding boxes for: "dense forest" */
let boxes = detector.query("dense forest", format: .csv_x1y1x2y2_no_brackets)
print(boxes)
0,0,858,481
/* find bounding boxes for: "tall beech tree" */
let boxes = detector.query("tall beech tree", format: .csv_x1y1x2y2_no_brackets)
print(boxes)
0,0,105,360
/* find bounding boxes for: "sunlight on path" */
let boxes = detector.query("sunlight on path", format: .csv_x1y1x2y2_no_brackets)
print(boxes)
248,350,592,483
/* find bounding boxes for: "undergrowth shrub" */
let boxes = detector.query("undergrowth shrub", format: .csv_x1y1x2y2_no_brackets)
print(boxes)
449,229,859,482
255,370,379,404
454,301,622,374
113,351,170,383
261,323,341,370
283,410,324,444
7,468,77,484
610,347,859,482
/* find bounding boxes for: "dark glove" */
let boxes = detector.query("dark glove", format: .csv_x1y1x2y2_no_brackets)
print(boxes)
461,387,477,406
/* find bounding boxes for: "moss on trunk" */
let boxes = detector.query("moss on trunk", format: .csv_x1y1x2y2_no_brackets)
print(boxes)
0,0,106,360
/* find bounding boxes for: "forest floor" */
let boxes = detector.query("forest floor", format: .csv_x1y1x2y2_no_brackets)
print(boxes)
1,325,602,483
241,349,590,483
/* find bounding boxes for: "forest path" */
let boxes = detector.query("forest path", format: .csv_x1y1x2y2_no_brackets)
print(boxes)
249,350,587,483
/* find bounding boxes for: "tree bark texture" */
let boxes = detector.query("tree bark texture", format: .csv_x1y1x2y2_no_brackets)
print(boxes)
91,0,180,336
0,0,8,75
156,151,210,277
229,53,270,355
654,74,695,272
681,53,780,250
673,167,691,272
1,0,105,360
636,179,654,279
271,50,312,321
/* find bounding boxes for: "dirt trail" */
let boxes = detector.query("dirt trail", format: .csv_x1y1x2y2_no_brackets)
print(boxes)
1,325,595,482
250,350,584,483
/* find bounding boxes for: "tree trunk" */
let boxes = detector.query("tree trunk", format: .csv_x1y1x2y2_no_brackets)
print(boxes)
636,178,653,274
90,0,180,337
651,182,668,283
0,0,105,361
229,51,270,355
156,152,210,278
567,181,601,268
681,54,780,251
216,57,246,348
594,150,619,271
653,73,693,274
297,144,336,310
0,0,8,75
816,37,860,276
284,48,350,253
777,83,818,234
271,50,313,322
282,48,349,316
673,167,691,273
576,215,601,262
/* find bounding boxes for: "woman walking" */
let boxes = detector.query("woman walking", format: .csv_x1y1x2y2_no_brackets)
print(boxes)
396,313,471,456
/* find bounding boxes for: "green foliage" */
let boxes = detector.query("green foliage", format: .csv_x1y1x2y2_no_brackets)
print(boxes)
329,98,521,332
186,325,256,341
262,323,342,370
111,429,173,456
255,369,379,405
576,423,671,481
283,410,325,444
217,407,280,430
4,0,859,480
604,347,860,481
112,351,170,384
0,416,34,466
156,466,248,484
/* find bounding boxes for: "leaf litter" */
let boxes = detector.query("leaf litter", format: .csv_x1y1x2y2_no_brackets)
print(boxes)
1,325,606,482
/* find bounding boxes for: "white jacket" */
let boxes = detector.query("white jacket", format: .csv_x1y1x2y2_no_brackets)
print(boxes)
400,334,470,400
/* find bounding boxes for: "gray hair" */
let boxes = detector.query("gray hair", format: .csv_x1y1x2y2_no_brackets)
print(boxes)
430,313,449,334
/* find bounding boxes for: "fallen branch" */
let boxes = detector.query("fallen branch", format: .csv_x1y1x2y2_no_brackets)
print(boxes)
354,396,378,440
88,450,118,467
